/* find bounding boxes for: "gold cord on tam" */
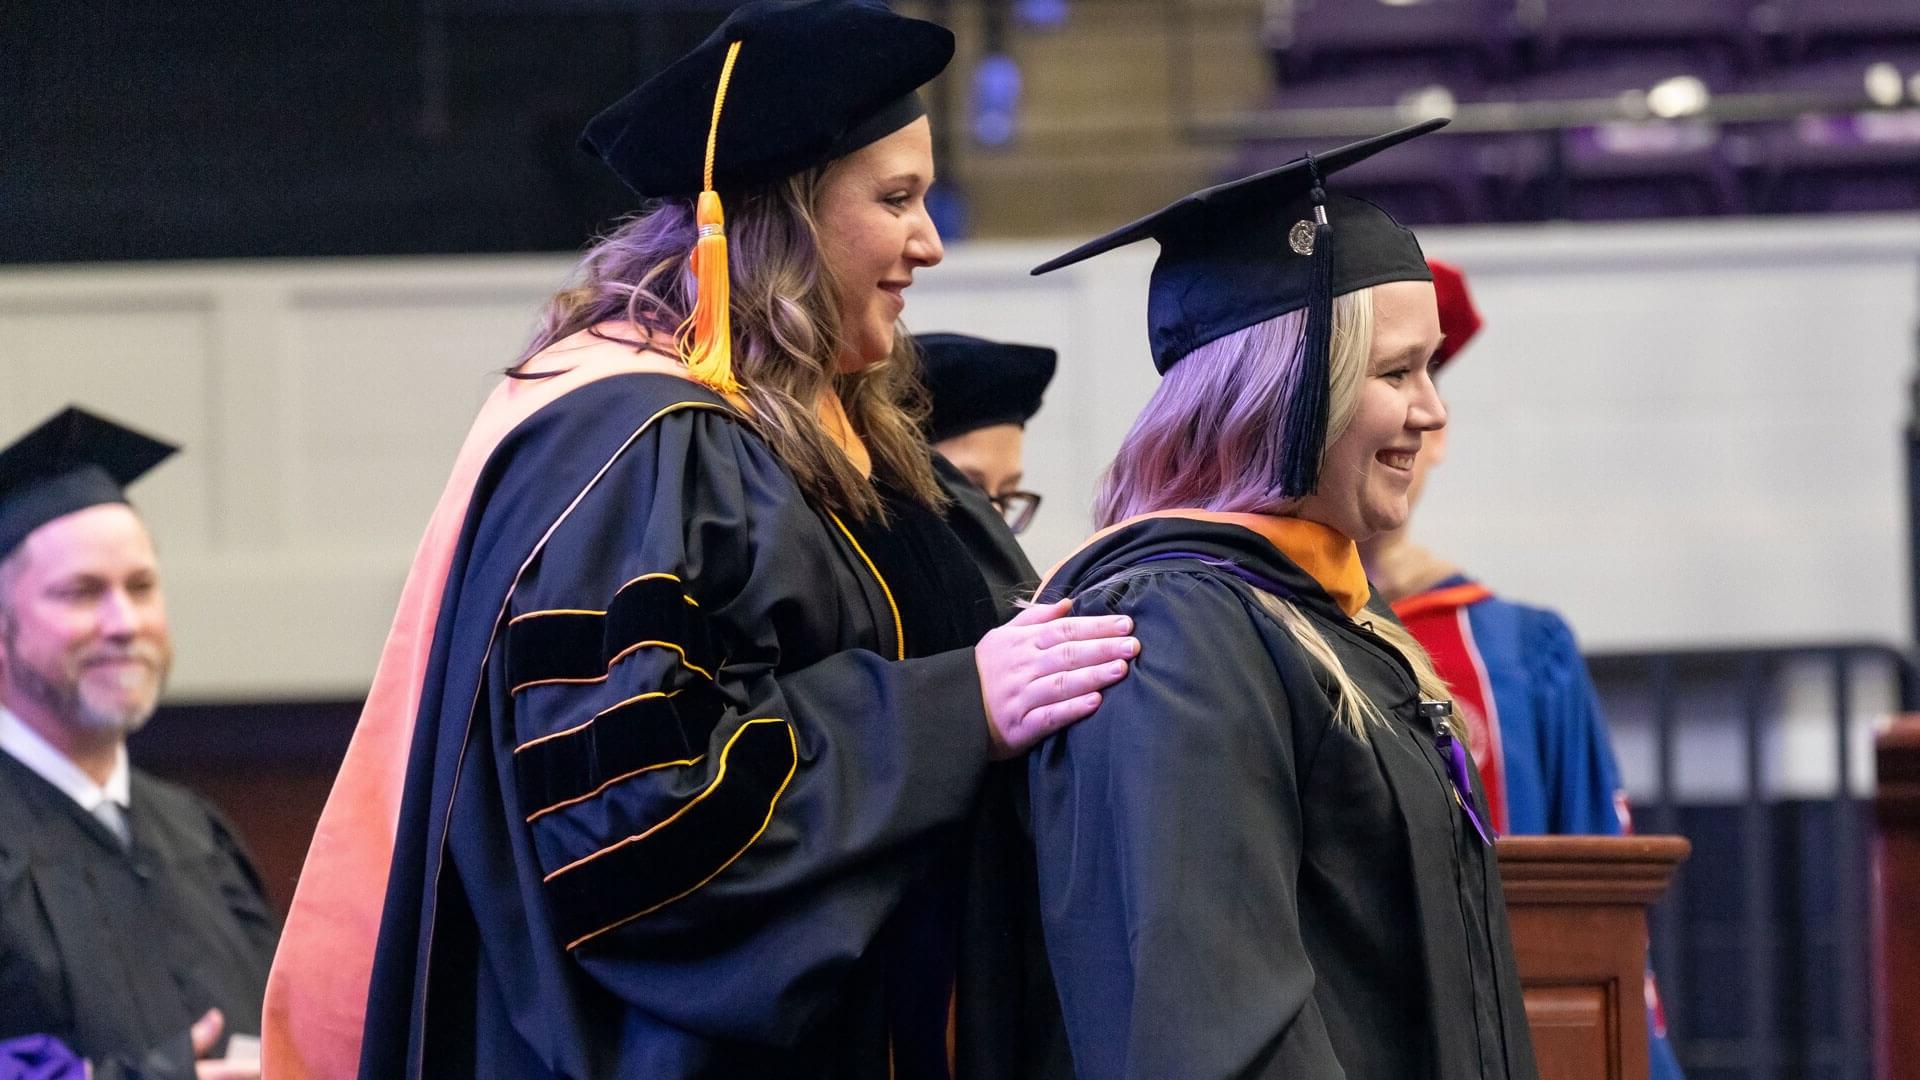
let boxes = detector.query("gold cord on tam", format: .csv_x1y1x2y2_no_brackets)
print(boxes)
678,39,744,394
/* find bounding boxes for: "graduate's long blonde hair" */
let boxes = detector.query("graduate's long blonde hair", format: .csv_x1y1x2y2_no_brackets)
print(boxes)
1095,288,1451,739
517,167,939,521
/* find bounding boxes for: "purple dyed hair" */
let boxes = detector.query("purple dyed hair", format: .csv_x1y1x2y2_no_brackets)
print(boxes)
1091,285,1454,737
1095,289,1375,528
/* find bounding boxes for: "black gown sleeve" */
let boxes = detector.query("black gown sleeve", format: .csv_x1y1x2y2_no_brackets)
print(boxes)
1027,569,1347,1080
82,1039,195,1080
198,801,282,987
498,406,992,1037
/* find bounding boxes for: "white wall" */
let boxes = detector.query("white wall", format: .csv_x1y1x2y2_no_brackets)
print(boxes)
0,257,574,700
1414,220,1920,655
990,216,1920,652
2,214,1917,711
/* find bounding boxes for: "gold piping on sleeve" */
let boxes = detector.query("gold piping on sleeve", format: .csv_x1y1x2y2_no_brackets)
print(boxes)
508,607,604,625
555,717,800,949
524,754,705,823
415,397,739,1077
511,574,700,626
509,639,717,695
613,571,701,608
826,511,905,662
544,716,791,879
513,689,682,754
620,571,683,585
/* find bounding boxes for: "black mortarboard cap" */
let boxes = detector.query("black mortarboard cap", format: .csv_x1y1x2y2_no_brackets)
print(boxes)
580,0,953,396
581,0,955,199
917,333,1059,444
1031,118,1447,497
0,407,177,562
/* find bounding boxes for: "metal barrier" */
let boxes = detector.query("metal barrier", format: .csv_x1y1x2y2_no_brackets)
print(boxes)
1587,642,1917,1080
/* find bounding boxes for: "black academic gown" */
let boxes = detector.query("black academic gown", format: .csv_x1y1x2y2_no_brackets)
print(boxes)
360,372,1021,1079
1027,518,1539,1080
0,751,278,1080
928,462,1075,1080
931,455,1036,619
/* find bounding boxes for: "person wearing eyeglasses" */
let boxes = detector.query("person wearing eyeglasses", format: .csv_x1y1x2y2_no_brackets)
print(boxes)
918,332,1057,617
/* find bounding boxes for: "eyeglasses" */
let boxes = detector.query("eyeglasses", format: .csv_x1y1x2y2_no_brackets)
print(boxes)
989,490,1042,535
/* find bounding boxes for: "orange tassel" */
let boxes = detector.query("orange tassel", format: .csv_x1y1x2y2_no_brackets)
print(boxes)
678,189,738,394
677,39,744,396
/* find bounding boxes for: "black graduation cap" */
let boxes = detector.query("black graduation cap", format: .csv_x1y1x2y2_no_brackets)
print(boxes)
1030,118,1447,498
580,0,955,200
916,333,1059,445
0,407,177,561
578,0,954,397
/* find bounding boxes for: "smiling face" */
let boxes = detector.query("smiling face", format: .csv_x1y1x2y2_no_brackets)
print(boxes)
0,504,173,748
1294,279,1447,542
814,116,945,372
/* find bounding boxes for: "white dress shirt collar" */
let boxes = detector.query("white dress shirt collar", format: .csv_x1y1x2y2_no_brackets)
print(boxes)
0,705,132,815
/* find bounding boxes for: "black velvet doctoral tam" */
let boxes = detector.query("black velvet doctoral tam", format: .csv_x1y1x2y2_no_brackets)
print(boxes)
581,0,954,199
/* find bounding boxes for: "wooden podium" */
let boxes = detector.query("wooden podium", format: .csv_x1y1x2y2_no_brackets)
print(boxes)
1499,835,1691,1080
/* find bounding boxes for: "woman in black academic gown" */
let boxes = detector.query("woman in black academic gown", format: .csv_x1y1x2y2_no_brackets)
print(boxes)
339,3,1137,1078
1023,121,1541,1080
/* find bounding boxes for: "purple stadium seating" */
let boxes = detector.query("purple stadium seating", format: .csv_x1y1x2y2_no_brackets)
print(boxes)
1251,0,1920,219
1530,0,1762,68
1234,107,1491,224
1734,53,1920,212
1272,0,1511,81
1267,67,1490,110
1508,55,1738,102
1500,60,1743,217
1244,67,1502,222
1735,47,1920,102
1775,0,1920,56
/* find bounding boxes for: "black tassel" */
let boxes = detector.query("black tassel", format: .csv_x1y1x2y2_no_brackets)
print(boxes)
1278,157,1334,498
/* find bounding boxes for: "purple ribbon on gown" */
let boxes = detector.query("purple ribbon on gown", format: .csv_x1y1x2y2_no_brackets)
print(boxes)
0,1035,87,1080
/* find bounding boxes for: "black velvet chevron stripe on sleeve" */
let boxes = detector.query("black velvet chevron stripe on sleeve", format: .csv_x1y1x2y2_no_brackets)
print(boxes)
515,681,730,821
606,574,722,679
542,717,800,950
505,610,608,692
505,574,723,694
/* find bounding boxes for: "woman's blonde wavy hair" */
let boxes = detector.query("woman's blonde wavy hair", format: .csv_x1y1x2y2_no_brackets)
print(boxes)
515,166,939,520
1094,287,1452,739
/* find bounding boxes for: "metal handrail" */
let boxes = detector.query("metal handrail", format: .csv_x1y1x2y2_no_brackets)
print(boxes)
1585,640,1908,1079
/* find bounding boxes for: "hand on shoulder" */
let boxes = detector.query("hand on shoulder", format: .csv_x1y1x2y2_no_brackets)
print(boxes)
975,599,1139,759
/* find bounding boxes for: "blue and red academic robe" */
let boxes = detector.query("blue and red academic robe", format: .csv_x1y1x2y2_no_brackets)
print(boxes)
1393,576,1686,1080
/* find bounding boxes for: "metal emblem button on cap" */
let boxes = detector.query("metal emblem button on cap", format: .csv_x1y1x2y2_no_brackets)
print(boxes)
1288,220,1316,256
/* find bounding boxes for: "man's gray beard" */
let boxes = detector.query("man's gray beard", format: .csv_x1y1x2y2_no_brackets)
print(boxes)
3,643,158,739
